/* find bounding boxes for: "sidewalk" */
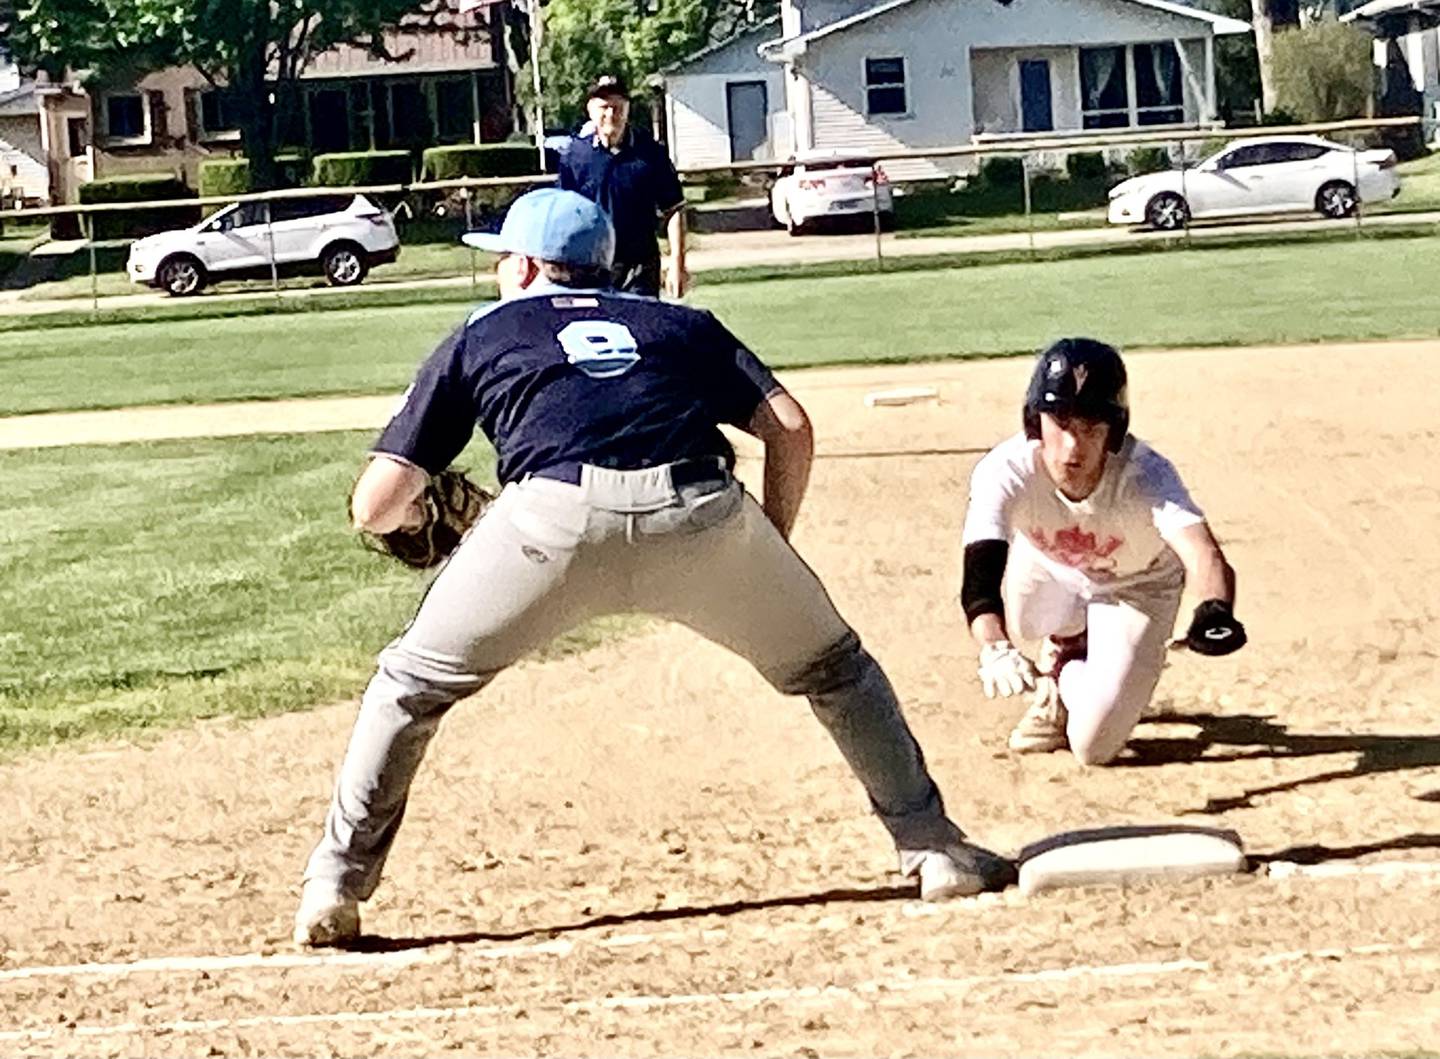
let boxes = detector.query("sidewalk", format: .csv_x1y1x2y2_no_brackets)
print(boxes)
2,209,1436,318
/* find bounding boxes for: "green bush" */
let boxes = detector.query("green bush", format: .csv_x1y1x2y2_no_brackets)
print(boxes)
1271,22,1372,123
421,144,539,181
977,155,1024,188
1125,146,1172,176
78,175,200,239
311,150,413,188
199,159,252,198
1065,151,1107,181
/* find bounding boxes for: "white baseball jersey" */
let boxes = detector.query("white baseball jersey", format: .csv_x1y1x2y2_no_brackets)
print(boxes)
962,433,1204,595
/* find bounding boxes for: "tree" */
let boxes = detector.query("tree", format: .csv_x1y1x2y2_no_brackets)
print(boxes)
1,0,460,188
516,0,780,133
1249,0,1301,114
1270,20,1373,122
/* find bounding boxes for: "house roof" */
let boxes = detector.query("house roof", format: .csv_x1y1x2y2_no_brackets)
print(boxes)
1341,0,1440,21
658,15,781,76
758,0,1250,59
0,82,39,117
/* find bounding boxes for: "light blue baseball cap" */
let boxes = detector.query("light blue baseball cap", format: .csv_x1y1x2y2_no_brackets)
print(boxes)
461,188,615,269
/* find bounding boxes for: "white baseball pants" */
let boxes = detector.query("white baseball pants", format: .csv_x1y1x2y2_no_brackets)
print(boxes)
1004,536,1183,766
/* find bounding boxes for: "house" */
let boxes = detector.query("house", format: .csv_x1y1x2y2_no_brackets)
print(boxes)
1342,0,1440,128
0,61,50,206
659,0,1251,177
35,0,514,204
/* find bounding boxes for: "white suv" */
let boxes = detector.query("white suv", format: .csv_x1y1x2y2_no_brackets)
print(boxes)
127,194,400,296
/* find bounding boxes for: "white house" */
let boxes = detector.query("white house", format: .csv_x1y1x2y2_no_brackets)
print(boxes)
659,0,1250,177
0,61,50,206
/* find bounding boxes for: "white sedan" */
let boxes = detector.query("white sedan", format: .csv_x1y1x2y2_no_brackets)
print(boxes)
770,152,895,236
1107,136,1401,231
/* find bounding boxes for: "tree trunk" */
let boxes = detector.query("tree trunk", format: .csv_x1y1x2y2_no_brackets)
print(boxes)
234,64,279,190
232,3,279,191
1251,0,1278,114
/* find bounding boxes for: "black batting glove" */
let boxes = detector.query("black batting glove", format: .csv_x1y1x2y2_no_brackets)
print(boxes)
1185,599,1247,657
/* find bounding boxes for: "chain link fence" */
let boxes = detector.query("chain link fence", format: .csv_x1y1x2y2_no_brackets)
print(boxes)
0,116,1428,319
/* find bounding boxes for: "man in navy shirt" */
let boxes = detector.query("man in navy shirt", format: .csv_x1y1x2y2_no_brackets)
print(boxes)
556,74,687,298
293,189,1008,947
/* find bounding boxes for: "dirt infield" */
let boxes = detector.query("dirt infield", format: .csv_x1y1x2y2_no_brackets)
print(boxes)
3,344,1440,1056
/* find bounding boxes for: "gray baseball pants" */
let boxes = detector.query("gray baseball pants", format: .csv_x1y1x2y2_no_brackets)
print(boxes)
304,463,963,899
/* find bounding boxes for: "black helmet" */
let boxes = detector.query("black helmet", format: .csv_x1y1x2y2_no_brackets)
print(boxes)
1022,338,1129,453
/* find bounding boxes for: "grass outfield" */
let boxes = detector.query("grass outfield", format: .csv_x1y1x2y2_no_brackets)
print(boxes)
0,432,636,756
4,233,1440,415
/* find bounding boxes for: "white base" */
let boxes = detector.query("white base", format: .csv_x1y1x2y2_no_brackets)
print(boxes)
1018,824,1247,896
864,386,939,408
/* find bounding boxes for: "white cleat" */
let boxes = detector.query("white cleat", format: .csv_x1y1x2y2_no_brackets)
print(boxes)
1008,676,1069,753
903,843,1014,900
293,880,361,947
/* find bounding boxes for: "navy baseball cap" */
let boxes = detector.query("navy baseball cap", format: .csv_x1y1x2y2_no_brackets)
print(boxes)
585,74,630,100
461,188,615,269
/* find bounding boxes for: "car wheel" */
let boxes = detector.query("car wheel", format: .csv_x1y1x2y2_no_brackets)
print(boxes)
322,242,368,287
1145,192,1190,231
1317,180,1357,219
157,255,206,297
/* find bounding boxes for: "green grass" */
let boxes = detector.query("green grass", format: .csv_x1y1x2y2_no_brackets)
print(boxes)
5,231,1440,416
894,175,1110,238
0,431,637,756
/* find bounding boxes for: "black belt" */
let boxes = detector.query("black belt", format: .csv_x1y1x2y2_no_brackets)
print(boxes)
534,457,730,489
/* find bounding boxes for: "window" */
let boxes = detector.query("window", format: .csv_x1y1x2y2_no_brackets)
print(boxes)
865,57,907,116
1082,43,1193,130
1267,141,1330,163
103,93,148,142
269,196,350,223
435,78,475,144
66,116,89,157
199,88,241,140
1080,47,1128,129
1134,43,1183,126
1217,144,1270,169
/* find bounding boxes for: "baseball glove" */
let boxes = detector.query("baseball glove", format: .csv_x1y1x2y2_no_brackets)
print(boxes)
359,468,493,570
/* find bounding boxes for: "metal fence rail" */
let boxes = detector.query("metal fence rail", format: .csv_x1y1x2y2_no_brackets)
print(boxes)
0,115,1427,316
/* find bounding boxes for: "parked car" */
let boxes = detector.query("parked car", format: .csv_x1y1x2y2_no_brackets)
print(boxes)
127,194,400,296
770,151,895,236
1107,136,1401,231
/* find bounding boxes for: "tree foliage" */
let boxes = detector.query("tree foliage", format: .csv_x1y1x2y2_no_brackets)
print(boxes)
514,0,779,132
1270,20,1373,123
1,0,451,187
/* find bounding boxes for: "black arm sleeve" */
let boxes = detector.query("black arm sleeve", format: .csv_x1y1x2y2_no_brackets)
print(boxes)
961,539,1009,625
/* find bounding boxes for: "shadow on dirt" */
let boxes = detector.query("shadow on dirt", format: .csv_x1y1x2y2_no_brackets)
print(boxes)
343,883,919,953
1121,710,1440,814
1252,832,1440,867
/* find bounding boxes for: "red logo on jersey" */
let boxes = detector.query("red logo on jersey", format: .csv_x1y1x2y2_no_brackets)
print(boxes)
1028,525,1124,574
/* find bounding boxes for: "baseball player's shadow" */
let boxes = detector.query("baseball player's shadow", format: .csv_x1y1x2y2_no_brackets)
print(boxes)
343,883,922,954
1121,709,1440,812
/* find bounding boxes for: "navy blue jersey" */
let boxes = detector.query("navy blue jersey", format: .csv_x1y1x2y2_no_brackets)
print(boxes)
374,284,779,484
556,128,684,267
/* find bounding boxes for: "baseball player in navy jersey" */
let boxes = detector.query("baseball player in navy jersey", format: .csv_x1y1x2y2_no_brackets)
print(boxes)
293,189,1008,946
960,338,1247,766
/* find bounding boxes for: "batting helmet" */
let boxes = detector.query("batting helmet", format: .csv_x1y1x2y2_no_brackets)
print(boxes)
1022,338,1130,453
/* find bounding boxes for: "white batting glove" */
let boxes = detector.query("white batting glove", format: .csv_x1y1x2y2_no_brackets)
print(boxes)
977,640,1038,699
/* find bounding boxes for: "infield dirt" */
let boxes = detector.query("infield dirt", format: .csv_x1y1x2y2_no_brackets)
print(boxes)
2,342,1439,1056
